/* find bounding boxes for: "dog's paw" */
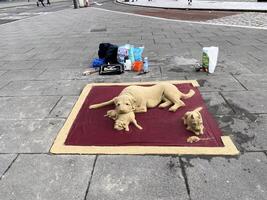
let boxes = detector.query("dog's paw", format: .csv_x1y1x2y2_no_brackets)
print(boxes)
168,107,177,112
187,136,200,143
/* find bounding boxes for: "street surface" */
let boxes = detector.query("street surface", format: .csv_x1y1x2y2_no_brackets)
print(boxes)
0,1,266,200
0,0,72,24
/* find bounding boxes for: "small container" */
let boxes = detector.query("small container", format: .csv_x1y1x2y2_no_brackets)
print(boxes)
143,57,149,72
124,59,132,71
133,61,143,72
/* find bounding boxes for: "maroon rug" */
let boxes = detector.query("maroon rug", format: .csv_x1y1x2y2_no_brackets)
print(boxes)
65,83,224,147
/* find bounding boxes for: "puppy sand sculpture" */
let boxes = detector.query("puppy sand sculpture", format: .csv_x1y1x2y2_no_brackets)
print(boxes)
105,110,142,131
183,107,204,136
89,83,195,131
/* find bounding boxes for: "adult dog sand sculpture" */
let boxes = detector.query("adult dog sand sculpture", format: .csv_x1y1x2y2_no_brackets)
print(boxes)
89,83,195,131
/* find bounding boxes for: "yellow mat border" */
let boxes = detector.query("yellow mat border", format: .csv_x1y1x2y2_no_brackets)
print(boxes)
50,80,239,155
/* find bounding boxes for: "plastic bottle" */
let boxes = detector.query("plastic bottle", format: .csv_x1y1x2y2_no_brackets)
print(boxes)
143,57,149,73
124,59,132,71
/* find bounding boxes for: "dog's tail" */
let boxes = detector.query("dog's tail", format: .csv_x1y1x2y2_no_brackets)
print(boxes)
89,99,114,109
181,89,195,99
193,107,203,113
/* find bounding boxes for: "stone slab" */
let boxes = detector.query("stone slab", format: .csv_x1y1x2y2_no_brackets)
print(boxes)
0,70,7,77
0,96,60,119
49,96,78,118
186,74,245,92
0,80,88,96
182,153,267,200
222,91,267,114
0,52,36,62
0,69,44,81
0,119,64,153
36,69,87,80
234,74,267,90
214,61,253,75
217,114,267,151
86,156,189,200
0,80,10,90
0,154,95,200
201,92,234,115
0,60,40,70
0,154,17,177
33,59,87,69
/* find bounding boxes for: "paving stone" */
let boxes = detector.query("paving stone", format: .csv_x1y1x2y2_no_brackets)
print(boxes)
0,80,10,89
30,52,63,60
0,119,64,153
183,153,267,200
0,154,95,200
0,96,60,119
186,75,245,92
0,80,88,96
215,60,253,75
206,12,267,28
0,70,7,77
0,154,17,177
0,60,40,70
222,90,267,114
33,59,87,69
234,74,267,90
217,114,267,151
87,156,189,200
201,92,234,115
49,96,78,118
0,69,44,81
0,52,35,62
36,69,87,80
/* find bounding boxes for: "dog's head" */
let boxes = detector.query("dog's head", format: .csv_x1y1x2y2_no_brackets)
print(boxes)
113,94,136,114
187,113,202,132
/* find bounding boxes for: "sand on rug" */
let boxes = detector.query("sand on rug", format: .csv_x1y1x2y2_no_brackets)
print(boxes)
50,81,239,155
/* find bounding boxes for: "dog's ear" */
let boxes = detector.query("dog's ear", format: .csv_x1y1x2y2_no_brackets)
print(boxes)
128,96,137,111
113,97,118,105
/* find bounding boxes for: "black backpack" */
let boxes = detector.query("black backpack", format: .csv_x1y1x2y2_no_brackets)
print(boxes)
98,43,118,64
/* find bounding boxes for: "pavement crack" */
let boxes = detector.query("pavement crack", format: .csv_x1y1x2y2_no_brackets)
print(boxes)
84,155,98,200
48,96,63,115
0,154,19,181
179,157,192,200
230,73,248,91
219,92,236,114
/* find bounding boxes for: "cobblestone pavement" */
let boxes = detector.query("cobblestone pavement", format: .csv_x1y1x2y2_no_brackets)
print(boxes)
0,4,267,200
206,12,267,28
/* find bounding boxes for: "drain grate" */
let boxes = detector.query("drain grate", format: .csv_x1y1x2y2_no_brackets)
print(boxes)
90,28,107,32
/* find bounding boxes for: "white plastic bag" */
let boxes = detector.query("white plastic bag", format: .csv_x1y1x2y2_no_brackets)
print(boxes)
202,46,219,73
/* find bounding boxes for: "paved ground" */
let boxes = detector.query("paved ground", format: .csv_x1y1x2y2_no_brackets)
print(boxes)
0,0,267,199
93,0,267,29
118,0,267,11
0,0,72,24
206,12,267,28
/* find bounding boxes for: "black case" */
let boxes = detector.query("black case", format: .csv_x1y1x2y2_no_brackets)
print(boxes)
99,64,124,75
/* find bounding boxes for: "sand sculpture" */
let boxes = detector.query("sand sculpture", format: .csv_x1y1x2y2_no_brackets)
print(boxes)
105,110,142,131
183,107,204,136
90,83,195,112
89,83,195,131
